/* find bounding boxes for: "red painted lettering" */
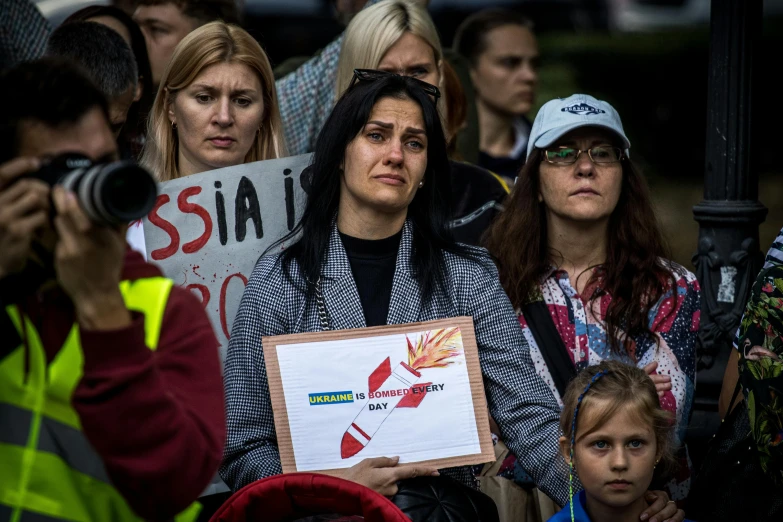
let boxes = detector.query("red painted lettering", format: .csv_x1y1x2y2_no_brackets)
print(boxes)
148,194,179,260
178,186,213,254
186,284,211,311
219,272,249,339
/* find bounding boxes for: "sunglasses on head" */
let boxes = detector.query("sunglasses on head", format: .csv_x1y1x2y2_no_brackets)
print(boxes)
349,69,441,101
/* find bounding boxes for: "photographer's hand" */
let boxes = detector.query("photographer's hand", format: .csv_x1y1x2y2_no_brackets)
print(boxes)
52,186,131,330
0,157,49,279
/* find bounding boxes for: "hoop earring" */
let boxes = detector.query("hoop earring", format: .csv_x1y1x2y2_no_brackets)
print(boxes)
171,122,177,131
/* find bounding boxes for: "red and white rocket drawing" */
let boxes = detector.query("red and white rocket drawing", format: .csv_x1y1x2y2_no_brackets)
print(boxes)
340,357,431,459
339,327,464,459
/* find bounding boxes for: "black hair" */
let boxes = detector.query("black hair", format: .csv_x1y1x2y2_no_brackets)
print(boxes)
135,0,242,25
453,9,534,67
0,58,109,163
271,75,478,302
64,6,155,153
47,21,138,99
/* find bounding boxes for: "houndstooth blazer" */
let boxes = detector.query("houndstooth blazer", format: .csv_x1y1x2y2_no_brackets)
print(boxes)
220,220,570,505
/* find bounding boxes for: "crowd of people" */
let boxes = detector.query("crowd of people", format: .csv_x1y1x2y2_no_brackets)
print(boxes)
0,0,781,521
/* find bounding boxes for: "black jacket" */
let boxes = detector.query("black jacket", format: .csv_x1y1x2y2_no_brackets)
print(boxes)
449,160,509,247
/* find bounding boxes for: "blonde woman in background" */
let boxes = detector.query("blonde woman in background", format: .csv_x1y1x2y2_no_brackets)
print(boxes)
141,21,285,181
335,0,446,119
334,0,508,246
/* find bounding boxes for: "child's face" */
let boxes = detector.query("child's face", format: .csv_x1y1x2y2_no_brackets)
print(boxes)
562,399,659,510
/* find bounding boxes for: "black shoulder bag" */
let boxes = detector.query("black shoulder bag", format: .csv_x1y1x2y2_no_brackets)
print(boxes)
521,300,577,397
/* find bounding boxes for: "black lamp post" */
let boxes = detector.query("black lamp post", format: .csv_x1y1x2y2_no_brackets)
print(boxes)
690,0,767,459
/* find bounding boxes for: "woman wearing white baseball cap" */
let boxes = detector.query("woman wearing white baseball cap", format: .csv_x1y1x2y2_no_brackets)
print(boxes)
485,94,700,507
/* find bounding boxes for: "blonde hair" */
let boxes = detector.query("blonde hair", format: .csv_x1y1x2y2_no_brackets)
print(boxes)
141,22,285,181
335,0,444,106
560,361,675,475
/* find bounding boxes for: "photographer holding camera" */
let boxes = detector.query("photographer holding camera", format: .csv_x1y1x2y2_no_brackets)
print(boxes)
0,58,225,521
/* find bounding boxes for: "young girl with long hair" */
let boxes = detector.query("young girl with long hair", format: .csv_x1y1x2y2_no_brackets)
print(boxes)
551,360,694,522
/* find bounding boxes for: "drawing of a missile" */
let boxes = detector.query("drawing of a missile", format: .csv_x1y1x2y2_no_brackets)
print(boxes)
340,356,431,459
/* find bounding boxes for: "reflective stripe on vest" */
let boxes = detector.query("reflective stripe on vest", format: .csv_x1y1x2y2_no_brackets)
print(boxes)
0,277,201,522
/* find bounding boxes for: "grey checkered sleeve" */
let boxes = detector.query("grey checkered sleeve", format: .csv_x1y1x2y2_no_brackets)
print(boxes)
275,0,385,155
219,256,289,490
462,253,570,506
275,38,341,156
0,0,50,70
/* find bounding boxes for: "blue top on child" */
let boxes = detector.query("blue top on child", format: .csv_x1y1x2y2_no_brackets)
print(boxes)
548,491,695,522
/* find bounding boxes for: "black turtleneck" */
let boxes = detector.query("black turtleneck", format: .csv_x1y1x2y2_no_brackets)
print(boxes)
339,229,402,327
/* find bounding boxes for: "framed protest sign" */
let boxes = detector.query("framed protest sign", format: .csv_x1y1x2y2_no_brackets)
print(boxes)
263,316,495,474
143,154,311,356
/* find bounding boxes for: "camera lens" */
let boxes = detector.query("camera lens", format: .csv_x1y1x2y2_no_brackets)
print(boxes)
60,161,157,225
97,163,157,223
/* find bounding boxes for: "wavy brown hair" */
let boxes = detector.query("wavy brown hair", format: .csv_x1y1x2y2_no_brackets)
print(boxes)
484,148,677,354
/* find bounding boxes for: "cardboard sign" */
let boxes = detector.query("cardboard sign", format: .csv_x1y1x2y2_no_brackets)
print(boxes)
264,317,495,473
143,154,311,354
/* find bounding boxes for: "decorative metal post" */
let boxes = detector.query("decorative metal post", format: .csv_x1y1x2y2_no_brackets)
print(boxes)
690,0,767,451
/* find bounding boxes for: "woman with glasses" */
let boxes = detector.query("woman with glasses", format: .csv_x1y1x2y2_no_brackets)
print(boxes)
485,94,700,504
220,73,575,503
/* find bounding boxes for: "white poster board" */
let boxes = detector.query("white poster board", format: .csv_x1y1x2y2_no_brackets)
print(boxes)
264,317,495,473
142,154,311,355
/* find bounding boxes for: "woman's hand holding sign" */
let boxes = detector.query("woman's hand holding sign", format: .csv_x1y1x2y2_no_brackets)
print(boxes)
342,456,439,496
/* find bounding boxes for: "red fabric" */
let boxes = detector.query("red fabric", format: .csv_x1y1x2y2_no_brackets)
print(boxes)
18,249,225,521
210,473,411,522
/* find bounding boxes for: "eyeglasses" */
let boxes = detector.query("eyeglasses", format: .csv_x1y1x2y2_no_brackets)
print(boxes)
543,146,624,165
349,69,441,101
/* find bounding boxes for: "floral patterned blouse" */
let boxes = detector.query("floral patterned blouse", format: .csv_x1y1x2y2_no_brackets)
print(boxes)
493,261,700,500
735,225,783,484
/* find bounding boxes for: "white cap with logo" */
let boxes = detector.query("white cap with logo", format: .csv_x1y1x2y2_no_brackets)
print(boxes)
526,94,631,160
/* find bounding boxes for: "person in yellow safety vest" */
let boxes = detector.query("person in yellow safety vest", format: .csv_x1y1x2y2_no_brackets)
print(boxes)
0,59,225,521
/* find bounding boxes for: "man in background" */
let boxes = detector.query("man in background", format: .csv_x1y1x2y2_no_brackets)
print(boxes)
454,9,539,182
47,21,140,140
132,0,240,86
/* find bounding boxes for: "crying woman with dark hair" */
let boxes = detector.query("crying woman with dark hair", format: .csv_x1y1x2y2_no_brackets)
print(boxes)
220,72,579,505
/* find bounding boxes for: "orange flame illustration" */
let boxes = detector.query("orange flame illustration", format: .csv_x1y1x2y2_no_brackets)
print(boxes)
407,328,463,370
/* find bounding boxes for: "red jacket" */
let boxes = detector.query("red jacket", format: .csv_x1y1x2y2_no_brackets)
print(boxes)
14,249,226,520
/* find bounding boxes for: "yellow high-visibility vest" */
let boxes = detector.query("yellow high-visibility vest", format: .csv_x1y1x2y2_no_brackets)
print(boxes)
0,277,201,522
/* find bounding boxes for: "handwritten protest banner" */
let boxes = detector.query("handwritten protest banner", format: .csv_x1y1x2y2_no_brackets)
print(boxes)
264,317,494,473
143,154,312,355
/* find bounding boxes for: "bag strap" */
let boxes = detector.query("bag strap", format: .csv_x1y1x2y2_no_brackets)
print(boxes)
522,300,577,398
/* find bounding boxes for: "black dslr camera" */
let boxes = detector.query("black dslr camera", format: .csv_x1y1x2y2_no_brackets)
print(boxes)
28,154,158,226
